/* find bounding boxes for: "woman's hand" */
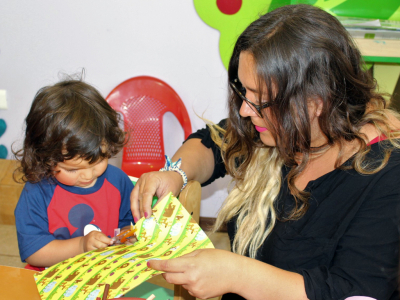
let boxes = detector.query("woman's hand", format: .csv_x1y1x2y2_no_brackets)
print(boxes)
81,231,113,252
148,248,309,300
131,138,216,222
131,170,183,221
147,249,244,299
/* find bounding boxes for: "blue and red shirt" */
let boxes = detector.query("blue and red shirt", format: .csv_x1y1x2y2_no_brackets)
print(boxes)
15,164,134,262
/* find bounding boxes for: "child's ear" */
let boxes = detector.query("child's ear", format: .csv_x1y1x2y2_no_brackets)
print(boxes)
101,143,108,153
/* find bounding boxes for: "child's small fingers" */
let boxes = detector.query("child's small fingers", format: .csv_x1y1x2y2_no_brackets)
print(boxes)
92,242,109,251
85,241,105,252
93,232,113,244
91,237,111,250
125,236,138,244
124,238,136,245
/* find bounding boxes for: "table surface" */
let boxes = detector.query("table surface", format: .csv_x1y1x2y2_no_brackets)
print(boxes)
0,265,41,300
0,265,174,300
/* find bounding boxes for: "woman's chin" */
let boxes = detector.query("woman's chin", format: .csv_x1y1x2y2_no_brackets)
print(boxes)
260,135,276,147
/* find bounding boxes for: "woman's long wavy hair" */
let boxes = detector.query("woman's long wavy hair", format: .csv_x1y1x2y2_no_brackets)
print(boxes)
13,79,126,183
212,4,400,258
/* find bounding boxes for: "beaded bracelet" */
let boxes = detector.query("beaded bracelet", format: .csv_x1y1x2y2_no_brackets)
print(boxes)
159,155,188,192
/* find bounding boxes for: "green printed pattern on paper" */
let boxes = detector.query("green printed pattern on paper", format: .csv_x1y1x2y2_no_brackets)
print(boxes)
34,193,214,300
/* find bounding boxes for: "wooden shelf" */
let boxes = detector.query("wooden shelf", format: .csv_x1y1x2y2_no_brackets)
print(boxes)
354,38,400,63
0,159,24,225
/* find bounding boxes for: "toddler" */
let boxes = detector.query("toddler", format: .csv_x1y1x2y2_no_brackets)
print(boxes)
14,79,134,270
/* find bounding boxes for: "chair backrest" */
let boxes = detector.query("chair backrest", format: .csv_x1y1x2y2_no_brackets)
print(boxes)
106,76,192,178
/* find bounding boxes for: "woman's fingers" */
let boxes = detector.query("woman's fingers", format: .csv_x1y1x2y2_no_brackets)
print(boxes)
139,175,159,218
131,181,141,221
131,173,159,220
148,255,190,273
162,271,191,285
152,251,223,299
131,170,186,221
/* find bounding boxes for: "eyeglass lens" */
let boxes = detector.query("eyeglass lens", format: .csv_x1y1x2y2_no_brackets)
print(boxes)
231,80,262,117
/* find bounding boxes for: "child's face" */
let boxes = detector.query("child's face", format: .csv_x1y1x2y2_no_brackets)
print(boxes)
53,156,108,188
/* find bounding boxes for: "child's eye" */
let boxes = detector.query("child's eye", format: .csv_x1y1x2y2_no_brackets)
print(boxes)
66,169,78,173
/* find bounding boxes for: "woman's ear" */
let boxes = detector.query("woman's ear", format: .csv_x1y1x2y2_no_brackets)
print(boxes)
315,97,323,117
308,97,323,118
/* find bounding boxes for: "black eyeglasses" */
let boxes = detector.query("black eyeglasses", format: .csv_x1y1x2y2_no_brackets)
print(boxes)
230,79,275,117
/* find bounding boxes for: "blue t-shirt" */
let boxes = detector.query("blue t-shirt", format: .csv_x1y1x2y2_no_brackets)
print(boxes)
15,164,134,262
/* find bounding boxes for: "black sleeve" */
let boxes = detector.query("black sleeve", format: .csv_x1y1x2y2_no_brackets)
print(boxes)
302,159,400,300
185,119,227,186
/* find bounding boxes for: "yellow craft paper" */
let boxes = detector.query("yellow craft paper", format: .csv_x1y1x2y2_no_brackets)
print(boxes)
34,192,214,300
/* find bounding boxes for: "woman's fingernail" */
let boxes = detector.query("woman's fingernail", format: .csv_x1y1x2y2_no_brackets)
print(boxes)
144,212,148,218
134,217,138,223
147,261,151,267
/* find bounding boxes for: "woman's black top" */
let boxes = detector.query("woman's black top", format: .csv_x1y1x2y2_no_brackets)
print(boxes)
187,119,400,300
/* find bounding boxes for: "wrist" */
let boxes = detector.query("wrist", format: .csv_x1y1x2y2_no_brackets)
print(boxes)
169,170,184,192
229,253,250,296
79,236,86,253
160,155,188,192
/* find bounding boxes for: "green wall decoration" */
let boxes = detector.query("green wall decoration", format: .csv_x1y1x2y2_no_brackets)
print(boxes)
193,0,400,69
193,0,272,70
193,0,400,105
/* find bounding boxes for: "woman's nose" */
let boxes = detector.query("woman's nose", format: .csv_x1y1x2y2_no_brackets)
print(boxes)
239,100,257,118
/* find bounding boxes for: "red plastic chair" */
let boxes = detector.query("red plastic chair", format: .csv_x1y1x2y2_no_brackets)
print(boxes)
106,76,192,178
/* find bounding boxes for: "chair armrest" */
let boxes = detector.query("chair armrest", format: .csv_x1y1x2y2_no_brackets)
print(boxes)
178,180,201,223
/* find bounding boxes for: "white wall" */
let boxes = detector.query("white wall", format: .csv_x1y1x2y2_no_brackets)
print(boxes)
0,0,231,217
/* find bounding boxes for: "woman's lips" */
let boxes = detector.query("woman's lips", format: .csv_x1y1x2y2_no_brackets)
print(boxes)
255,125,268,132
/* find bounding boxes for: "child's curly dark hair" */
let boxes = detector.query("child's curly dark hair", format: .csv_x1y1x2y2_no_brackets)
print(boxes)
13,79,126,183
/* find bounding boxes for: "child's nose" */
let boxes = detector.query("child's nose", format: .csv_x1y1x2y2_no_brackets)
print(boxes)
81,168,93,180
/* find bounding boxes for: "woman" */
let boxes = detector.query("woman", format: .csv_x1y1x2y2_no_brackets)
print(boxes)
131,4,400,300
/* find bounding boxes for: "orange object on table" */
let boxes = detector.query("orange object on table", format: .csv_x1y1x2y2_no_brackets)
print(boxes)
0,265,40,300
114,222,137,244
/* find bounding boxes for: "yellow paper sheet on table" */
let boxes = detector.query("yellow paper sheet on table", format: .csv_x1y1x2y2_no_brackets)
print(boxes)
34,192,214,300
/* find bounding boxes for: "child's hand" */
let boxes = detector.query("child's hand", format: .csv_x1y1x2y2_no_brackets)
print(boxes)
123,231,138,245
114,225,137,245
124,237,137,245
82,231,113,252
